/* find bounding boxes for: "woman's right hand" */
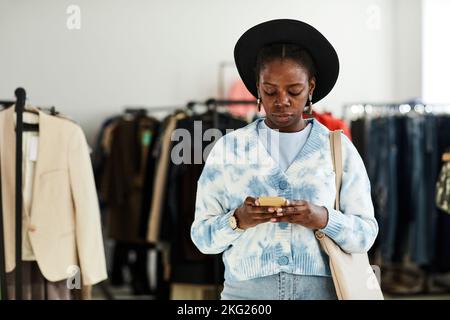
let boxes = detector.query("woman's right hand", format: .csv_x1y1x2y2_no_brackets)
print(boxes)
234,196,278,230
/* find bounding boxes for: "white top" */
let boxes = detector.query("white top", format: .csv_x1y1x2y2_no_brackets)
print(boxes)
257,118,312,172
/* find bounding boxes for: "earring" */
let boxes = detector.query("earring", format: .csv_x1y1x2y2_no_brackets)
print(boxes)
307,94,313,115
257,97,261,112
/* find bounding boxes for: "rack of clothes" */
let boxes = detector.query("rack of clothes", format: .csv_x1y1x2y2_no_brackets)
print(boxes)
345,101,450,295
0,88,107,300
93,105,169,298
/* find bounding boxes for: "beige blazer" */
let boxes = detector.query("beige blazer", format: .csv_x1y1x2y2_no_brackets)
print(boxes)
0,106,107,285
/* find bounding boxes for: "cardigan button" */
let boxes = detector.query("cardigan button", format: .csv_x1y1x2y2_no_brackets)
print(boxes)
278,181,288,190
277,256,289,266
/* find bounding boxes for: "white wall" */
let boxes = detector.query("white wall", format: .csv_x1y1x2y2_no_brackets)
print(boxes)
0,0,407,144
423,0,450,103
393,0,423,102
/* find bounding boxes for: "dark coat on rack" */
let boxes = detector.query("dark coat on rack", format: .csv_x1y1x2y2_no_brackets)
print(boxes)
101,115,160,242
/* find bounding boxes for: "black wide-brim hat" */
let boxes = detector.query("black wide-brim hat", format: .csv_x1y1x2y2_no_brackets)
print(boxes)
234,19,339,103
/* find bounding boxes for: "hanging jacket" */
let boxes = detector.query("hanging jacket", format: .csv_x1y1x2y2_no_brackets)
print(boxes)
101,115,160,242
436,161,450,214
0,106,107,285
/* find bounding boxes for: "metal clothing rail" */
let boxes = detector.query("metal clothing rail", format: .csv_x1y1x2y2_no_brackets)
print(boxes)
0,88,38,300
343,102,450,120
205,99,257,105
124,98,257,129
205,98,257,129
123,105,184,113
14,88,26,300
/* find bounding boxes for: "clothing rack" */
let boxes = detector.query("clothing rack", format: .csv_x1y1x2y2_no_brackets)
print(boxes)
345,101,450,297
0,90,59,300
97,104,187,300
14,88,27,300
0,88,28,300
0,93,28,300
97,99,256,299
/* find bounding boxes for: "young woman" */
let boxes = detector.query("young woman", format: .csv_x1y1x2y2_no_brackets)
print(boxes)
191,19,378,300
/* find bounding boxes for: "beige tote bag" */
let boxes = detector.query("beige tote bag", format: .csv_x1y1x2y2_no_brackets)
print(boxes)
314,130,384,300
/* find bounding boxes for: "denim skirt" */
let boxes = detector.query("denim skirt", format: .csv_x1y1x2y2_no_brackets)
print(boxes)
221,272,337,300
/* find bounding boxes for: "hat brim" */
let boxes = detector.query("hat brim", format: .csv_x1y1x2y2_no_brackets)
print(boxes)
234,19,339,103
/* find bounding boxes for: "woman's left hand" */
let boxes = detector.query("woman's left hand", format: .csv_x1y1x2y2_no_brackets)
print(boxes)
270,200,329,229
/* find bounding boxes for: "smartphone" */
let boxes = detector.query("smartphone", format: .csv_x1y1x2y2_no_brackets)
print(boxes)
257,196,286,206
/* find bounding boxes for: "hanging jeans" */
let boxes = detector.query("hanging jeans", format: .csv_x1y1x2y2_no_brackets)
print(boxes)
220,272,337,300
421,116,438,268
392,116,412,263
367,117,398,262
407,116,429,266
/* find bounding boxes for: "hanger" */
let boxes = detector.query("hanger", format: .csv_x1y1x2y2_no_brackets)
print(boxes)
122,108,148,121
124,108,147,116
0,100,15,108
15,104,40,132
40,106,59,116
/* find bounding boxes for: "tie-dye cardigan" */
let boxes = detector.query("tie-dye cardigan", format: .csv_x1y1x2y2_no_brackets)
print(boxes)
191,117,378,282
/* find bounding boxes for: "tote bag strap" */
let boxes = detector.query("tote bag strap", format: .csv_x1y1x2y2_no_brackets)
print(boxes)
329,130,343,210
